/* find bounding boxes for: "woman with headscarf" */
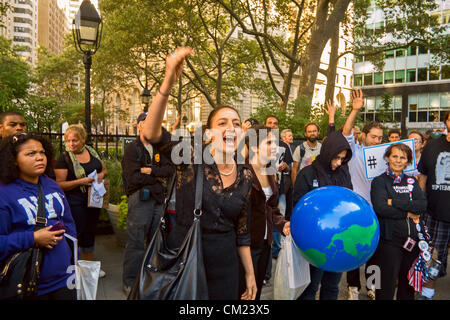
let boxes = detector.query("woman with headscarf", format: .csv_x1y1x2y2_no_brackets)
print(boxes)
54,124,107,276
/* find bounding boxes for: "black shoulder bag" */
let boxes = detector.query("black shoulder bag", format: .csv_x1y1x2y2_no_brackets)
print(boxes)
0,182,46,300
128,165,209,300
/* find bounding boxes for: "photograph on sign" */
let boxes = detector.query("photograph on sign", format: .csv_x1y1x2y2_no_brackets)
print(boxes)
363,139,416,180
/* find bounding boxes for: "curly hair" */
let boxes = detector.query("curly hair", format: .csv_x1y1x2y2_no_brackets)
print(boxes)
0,133,55,184
64,124,87,144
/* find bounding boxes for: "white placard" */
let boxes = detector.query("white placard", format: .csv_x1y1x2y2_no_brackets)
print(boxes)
363,139,416,180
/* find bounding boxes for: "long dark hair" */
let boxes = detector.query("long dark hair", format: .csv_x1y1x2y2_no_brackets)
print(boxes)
0,133,54,184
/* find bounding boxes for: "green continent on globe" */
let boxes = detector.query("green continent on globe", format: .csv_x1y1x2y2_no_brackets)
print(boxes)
326,218,378,258
300,248,327,267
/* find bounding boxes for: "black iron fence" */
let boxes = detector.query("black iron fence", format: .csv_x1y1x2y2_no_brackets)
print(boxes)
37,124,307,160
37,125,137,160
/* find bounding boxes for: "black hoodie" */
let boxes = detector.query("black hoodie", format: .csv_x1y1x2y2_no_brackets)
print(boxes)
293,131,353,205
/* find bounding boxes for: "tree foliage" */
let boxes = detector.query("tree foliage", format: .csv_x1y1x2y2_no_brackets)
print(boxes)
0,36,31,112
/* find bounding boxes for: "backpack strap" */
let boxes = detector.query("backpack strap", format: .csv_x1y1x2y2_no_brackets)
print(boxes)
34,182,47,230
300,142,306,160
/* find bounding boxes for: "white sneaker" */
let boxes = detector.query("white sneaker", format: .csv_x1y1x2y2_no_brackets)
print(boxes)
99,269,106,278
347,286,359,300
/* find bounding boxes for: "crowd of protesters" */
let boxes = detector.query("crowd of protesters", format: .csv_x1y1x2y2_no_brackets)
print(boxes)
0,47,449,301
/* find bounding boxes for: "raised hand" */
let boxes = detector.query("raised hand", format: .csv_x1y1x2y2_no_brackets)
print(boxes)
325,100,337,119
163,47,194,90
351,89,364,111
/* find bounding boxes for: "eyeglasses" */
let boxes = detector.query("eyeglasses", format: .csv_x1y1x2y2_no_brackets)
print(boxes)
413,139,423,143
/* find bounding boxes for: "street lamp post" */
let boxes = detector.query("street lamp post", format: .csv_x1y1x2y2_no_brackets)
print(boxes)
141,86,151,112
72,0,102,144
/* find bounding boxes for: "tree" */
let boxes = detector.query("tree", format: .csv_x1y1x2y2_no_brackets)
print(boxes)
216,0,352,109
0,1,10,28
0,36,30,112
98,0,261,118
32,37,83,105
22,95,62,132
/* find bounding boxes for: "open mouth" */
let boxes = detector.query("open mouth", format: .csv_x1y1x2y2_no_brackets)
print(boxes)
223,131,237,147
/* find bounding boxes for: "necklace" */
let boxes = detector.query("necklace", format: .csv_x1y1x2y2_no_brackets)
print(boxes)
218,162,235,176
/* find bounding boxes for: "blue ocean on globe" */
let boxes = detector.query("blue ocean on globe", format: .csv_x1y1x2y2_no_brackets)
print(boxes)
291,186,380,273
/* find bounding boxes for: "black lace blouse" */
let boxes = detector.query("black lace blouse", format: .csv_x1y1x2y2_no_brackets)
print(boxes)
154,127,252,247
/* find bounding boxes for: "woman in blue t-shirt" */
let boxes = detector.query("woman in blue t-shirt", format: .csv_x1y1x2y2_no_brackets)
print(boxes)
0,133,77,299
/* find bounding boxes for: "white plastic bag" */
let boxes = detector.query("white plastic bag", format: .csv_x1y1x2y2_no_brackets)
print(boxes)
65,234,101,300
274,235,311,300
77,260,100,300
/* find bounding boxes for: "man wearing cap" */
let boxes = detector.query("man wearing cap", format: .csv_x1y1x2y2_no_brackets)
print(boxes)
121,112,175,296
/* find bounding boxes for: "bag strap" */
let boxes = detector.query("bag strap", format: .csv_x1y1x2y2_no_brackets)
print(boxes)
34,182,47,231
193,164,203,218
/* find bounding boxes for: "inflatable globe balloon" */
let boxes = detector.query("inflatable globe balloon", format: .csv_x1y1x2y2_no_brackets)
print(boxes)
291,186,380,273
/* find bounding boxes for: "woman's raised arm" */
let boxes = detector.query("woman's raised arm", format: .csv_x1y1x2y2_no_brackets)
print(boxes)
142,47,194,143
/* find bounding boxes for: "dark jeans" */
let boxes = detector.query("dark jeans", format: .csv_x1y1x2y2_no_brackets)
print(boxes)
298,264,342,300
67,195,100,253
122,192,163,287
239,240,271,300
375,241,419,300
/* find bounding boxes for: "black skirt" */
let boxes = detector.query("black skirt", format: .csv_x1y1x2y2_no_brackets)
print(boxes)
169,226,239,300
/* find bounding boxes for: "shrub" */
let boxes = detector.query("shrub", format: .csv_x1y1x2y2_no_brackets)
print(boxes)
104,158,124,205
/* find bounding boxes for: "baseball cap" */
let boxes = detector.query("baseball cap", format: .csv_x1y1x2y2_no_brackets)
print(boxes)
137,112,148,124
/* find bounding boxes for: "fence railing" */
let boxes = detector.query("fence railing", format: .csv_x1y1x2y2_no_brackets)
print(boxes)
37,124,307,160
37,126,137,160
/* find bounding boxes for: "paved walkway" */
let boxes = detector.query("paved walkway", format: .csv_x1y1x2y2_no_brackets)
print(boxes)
94,234,449,300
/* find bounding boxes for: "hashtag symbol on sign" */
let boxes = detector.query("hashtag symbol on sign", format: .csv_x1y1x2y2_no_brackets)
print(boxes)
368,156,377,169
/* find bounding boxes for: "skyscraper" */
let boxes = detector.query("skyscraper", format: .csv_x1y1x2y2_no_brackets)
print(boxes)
38,0,69,54
1,0,38,64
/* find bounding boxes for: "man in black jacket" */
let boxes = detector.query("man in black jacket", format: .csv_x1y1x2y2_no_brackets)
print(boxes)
416,111,450,300
121,112,175,295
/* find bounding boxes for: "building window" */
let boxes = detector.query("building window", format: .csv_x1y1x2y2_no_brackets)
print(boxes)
395,70,405,83
418,45,428,55
407,69,416,82
429,66,440,80
365,97,375,113
430,93,440,109
407,46,417,56
384,71,394,84
396,49,405,57
417,68,428,81
354,74,362,86
442,65,450,79
440,92,449,108
374,72,383,85
343,75,347,86
409,95,418,122
385,50,395,58
364,73,373,86
418,94,428,110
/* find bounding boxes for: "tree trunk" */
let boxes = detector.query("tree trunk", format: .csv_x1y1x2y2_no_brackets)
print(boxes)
325,29,340,104
297,0,351,107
